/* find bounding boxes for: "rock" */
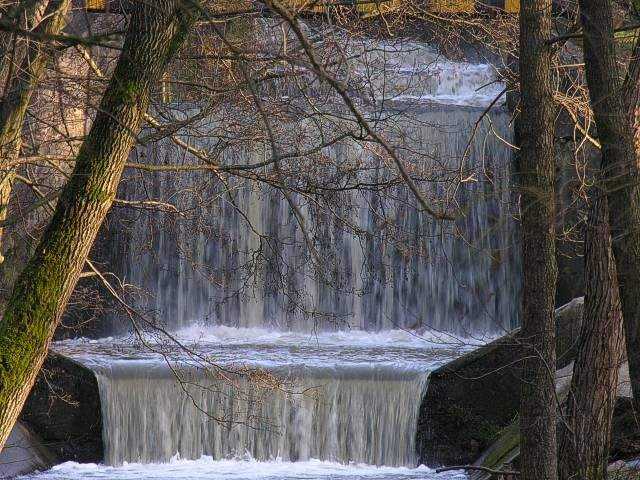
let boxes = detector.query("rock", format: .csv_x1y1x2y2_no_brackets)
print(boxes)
416,297,584,466
0,422,57,478
467,363,577,479
608,460,627,472
20,352,103,463
470,362,640,480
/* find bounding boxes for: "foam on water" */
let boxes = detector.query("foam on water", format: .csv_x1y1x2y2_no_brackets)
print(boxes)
57,326,490,352
171,325,493,348
53,326,483,372
19,457,467,480
347,39,505,108
387,62,506,108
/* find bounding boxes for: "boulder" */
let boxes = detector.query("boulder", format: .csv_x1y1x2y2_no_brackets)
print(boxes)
470,362,640,480
20,352,103,463
416,297,584,466
0,422,57,478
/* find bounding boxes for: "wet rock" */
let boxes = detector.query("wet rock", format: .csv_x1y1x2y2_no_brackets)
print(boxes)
20,352,103,463
416,297,584,466
0,422,57,478
470,362,640,480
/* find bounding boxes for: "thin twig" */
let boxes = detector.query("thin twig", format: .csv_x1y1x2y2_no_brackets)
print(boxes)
435,465,520,476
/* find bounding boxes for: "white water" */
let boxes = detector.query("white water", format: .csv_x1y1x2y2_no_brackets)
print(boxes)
352,41,506,108
90,23,518,338
99,105,516,335
19,458,466,480
58,326,489,363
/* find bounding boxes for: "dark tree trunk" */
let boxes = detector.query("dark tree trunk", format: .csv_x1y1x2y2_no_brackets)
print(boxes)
558,195,624,480
517,0,558,479
0,0,198,451
0,0,69,265
579,0,640,416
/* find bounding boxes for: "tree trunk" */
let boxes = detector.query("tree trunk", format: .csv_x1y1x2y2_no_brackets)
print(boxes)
556,12,640,479
579,0,640,416
517,0,558,479
0,0,69,265
558,195,624,480
0,179,10,264
0,0,198,452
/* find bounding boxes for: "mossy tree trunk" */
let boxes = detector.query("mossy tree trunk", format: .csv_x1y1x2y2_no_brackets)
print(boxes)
517,0,558,479
558,195,624,480
578,0,640,417
0,0,70,265
0,0,198,452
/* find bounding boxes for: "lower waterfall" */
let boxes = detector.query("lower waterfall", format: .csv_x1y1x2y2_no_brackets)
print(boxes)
94,364,428,466
55,329,469,468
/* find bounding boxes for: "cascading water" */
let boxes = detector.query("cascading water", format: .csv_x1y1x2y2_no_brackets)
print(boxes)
54,329,472,467
99,108,516,335
95,369,429,467
91,353,429,466
22,31,516,480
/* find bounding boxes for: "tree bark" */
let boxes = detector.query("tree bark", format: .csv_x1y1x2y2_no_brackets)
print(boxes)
558,195,624,480
517,0,558,479
556,12,640,479
0,0,69,265
0,0,198,452
579,0,640,416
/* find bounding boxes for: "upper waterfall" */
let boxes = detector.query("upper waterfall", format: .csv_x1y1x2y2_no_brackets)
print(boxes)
99,107,516,335
94,33,517,336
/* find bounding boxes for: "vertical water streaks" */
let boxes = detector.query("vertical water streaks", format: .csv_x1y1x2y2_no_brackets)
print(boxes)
101,106,517,335
92,361,430,467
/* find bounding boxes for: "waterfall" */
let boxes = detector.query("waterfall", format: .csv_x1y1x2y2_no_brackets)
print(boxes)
57,328,466,468
99,106,517,335
52,33,518,475
91,362,428,466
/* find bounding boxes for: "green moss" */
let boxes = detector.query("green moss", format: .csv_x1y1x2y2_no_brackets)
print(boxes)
479,421,520,470
86,185,113,204
115,80,141,104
